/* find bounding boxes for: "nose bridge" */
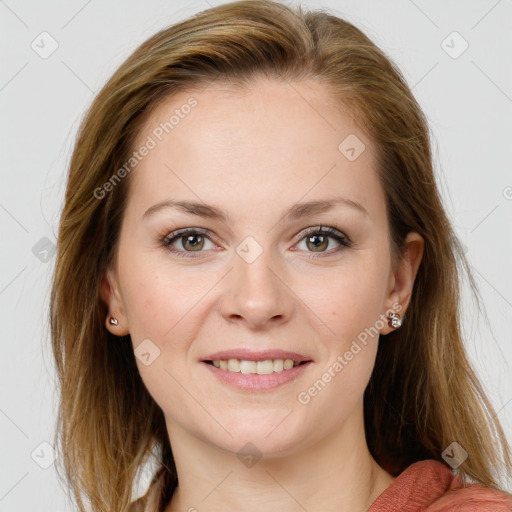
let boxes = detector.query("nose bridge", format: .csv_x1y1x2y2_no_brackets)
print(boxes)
220,238,293,327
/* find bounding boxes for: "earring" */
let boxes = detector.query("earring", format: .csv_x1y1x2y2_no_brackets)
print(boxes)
387,312,402,329
109,316,119,326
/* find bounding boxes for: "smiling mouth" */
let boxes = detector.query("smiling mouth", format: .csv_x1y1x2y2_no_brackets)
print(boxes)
204,358,311,375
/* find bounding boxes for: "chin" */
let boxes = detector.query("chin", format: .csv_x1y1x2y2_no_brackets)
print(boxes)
202,416,310,459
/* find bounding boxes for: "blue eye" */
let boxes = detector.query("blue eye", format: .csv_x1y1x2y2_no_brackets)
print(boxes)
160,225,352,259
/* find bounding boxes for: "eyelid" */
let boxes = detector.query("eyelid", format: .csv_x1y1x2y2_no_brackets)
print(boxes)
294,225,349,242
160,227,212,246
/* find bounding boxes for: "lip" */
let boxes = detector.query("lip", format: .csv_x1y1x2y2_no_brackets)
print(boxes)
202,360,313,392
202,349,312,363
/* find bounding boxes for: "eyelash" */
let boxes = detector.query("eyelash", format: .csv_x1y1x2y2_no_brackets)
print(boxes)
160,226,353,260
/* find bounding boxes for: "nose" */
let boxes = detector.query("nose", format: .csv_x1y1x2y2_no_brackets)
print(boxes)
219,247,294,330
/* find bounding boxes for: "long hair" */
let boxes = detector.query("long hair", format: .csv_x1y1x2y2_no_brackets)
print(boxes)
49,1,512,510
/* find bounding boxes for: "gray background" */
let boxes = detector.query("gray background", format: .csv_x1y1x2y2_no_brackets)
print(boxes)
1,0,511,510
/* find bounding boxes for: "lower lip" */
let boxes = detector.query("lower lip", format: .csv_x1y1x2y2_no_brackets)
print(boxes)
201,361,312,392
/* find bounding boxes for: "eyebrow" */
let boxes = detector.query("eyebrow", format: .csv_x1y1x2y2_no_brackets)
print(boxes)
142,197,368,222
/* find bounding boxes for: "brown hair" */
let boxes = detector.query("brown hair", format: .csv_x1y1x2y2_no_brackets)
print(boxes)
49,1,512,510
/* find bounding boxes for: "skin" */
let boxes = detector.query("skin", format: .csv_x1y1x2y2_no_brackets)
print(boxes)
100,77,424,512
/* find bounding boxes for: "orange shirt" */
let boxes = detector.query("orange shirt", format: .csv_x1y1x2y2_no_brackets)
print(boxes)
369,459,512,511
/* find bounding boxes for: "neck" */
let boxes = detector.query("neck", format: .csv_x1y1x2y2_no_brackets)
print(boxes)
163,409,395,512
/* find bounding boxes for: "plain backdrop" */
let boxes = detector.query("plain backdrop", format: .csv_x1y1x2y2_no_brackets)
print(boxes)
1,0,511,510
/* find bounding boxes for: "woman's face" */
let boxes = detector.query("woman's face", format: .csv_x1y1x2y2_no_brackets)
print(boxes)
102,77,421,457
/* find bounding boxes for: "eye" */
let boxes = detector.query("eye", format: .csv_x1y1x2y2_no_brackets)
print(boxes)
161,228,217,258
160,225,352,259
294,226,352,258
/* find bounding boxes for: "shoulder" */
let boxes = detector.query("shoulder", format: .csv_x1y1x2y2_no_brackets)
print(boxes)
369,459,512,512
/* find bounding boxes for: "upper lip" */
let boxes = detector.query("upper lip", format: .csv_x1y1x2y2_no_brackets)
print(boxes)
202,349,312,363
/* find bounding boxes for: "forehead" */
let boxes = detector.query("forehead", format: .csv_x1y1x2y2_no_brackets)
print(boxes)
127,78,384,220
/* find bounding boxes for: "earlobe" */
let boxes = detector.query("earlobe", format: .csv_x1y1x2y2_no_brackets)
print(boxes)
99,267,130,336
381,232,424,335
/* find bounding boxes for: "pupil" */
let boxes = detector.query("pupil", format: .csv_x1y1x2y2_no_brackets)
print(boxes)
184,235,203,250
308,235,327,251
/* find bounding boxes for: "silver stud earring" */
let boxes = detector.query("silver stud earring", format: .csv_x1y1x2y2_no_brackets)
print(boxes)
109,316,119,326
387,312,402,329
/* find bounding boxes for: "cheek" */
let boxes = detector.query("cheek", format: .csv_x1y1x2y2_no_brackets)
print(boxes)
296,268,385,426
121,276,171,341
298,340,378,436
117,254,217,393
119,266,202,417
118,246,210,342
298,253,389,348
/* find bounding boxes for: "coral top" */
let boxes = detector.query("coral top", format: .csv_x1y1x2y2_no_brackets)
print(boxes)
128,459,512,512
369,459,512,511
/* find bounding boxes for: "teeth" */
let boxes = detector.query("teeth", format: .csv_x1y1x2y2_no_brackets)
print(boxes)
240,360,256,374
256,360,274,374
283,359,294,370
211,358,302,374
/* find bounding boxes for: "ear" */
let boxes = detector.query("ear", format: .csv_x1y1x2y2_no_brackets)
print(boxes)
99,266,130,336
380,231,424,335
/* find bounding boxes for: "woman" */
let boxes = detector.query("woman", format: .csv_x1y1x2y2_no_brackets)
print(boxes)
50,1,512,511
